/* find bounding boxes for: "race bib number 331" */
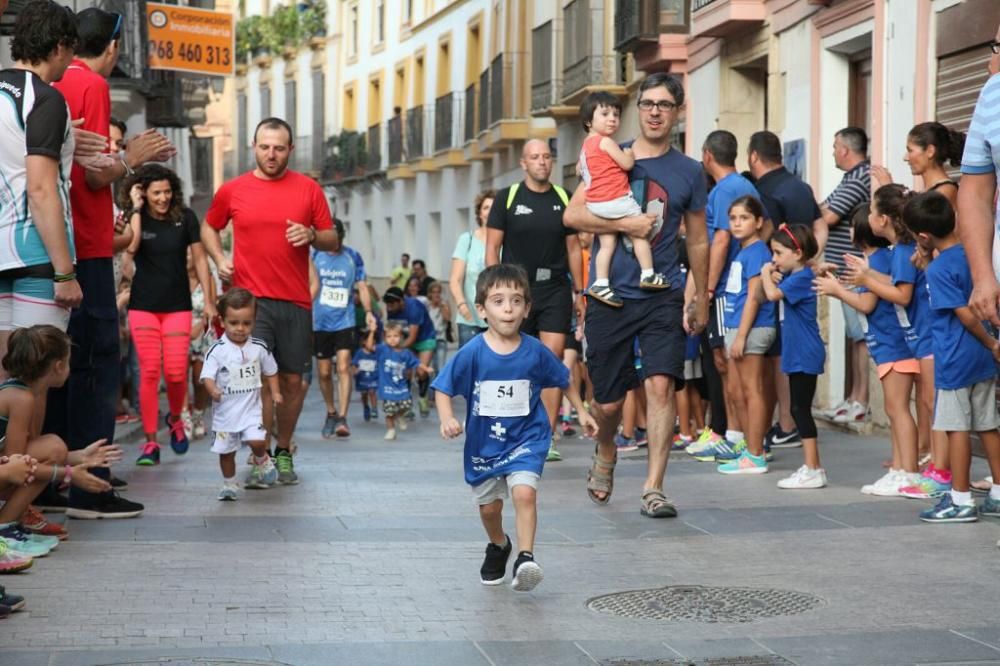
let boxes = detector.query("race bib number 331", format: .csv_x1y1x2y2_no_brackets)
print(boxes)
478,380,530,417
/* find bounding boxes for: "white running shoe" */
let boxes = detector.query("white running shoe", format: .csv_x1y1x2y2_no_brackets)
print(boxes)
835,401,869,423
862,470,907,496
823,400,849,420
777,465,827,489
384,428,397,441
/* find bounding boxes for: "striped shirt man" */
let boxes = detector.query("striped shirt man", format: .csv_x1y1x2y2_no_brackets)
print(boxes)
822,161,870,271
961,74,1000,282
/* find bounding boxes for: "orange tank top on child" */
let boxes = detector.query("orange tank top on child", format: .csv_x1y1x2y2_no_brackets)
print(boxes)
580,134,632,204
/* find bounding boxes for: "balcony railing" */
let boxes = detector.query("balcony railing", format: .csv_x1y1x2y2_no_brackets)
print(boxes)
562,55,624,100
464,83,476,142
387,115,404,165
692,0,718,8
292,135,321,173
478,70,489,134
406,106,426,160
532,80,556,114
488,55,504,126
434,92,465,152
615,0,690,52
367,123,382,172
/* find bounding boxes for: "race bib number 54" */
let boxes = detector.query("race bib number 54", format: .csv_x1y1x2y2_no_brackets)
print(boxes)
478,380,530,417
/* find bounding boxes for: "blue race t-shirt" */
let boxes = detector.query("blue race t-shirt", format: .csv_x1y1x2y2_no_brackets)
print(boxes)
857,248,912,364
352,347,379,390
890,242,932,359
778,266,825,375
393,296,436,343
723,239,776,330
312,246,366,332
374,343,419,401
926,245,996,390
587,144,707,300
431,334,569,486
706,172,763,292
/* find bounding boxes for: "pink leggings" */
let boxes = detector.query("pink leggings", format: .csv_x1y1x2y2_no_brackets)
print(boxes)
129,310,192,435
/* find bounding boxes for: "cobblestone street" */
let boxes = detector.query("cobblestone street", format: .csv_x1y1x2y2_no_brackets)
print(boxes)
4,387,1000,665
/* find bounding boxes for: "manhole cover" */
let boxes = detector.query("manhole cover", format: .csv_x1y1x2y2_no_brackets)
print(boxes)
604,658,795,666
587,585,824,623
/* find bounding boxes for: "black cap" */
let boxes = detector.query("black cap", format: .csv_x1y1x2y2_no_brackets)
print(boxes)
383,286,404,303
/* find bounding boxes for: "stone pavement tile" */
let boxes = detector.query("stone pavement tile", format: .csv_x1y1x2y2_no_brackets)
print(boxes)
953,627,1000,650
44,645,272,666
758,629,1000,665
478,639,597,665
678,507,844,535
809,501,927,528
0,650,52,666
574,639,680,662
662,637,773,659
268,640,491,665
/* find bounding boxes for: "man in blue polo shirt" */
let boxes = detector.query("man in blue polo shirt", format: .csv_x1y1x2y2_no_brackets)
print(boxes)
565,73,709,519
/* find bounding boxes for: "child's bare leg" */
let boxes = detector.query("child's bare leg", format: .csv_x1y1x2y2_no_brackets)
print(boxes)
921,358,949,470
478,499,505,545
980,430,1000,487
247,441,269,459
386,414,395,430
632,236,654,273
511,484,537,554
219,452,236,479
690,386,706,430
0,434,68,523
594,233,618,284
677,383,691,438
949,431,971,492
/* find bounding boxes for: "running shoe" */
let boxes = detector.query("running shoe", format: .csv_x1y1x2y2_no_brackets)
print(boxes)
979,495,1000,517
217,484,239,502
322,413,337,439
559,420,577,438
0,524,55,558
763,438,774,462
861,469,907,496
767,426,802,449
19,506,68,541
0,542,31,574
545,445,563,462
0,586,25,611
335,418,351,438
635,427,648,448
419,396,430,417
371,404,379,421
398,415,408,431
835,401,869,423
192,409,207,439
180,408,193,440
110,476,128,491
587,284,623,308
384,427,397,441
671,434,692,451
822,400,849,420
639,273,670,290
167,414,189,455
511,551,543,592
615,432,638,453
33,487,68,513
65,492,144,520
777,465,827,489
274,449,298,485
717,450,768,475
245,462,273,490
919,495,978,523
900,471,952,500
258,455,278,485
480,534,511,585
686,428,723,457
703,439,746,463
363,404,372,422
136,441,160,466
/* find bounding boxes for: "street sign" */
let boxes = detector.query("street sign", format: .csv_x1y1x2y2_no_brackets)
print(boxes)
146,2,234,77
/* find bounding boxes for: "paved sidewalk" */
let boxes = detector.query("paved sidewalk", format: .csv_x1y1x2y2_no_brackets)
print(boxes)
3,387,1000,666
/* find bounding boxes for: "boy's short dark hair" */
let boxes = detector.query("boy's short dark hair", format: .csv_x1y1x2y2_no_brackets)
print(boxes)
475,264,531,306
748,131,783,164
253,117,294,145
218,287,256,316
10,0,78,65
75,7,121,58
903,190,955,239
703,130,738,167
580,91,623,132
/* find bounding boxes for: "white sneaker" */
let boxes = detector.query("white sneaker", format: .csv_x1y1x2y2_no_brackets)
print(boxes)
217,483,239,501
777,465,827,489
384,428,397,441
181,407,194,439
862,470,908,496
823,400,849,420
835,401,868,423
398,416,408,431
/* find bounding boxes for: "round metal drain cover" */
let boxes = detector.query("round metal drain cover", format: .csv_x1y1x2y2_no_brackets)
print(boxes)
587,585,824,623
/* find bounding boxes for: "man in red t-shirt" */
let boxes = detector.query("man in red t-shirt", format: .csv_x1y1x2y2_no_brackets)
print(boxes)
204,117,338,485
47,7,173,520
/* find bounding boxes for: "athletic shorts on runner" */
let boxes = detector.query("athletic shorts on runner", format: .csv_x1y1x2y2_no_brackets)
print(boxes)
472,471,540,505
724,326,777,356
585,289,685,405
382,399,412,417
0,266,70,331
254,297,312,375
313,328,357,359
933,380,1000,432
211,425,268,455
521,281,572,336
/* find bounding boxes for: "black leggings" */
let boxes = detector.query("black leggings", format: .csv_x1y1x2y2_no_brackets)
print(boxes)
700,332,726,435
788,372,818,439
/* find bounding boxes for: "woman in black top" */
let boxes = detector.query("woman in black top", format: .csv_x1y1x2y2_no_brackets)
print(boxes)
121,165,215,465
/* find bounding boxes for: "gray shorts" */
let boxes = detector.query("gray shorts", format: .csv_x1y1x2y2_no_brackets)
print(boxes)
934,380,1000,432
254,297,313,375
585,193,643,220
472,471,540,506
842,301,866,343
724,327,777,357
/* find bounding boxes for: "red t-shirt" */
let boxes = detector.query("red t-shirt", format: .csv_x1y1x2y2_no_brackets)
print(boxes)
53,59,113,261
205,170,333,309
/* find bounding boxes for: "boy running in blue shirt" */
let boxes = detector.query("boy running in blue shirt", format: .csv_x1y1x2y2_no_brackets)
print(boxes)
433,265,597,591
902,192,1000,523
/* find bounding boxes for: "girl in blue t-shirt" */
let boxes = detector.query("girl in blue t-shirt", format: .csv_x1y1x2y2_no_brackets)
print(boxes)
761,224,826,489
842,185,948,499
816,206,921,497
352,327,380,423
718,196,777,475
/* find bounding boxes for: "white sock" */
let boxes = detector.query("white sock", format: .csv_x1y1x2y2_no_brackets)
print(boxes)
592,278,609,288
726,430,744,443
990,484,1000,501
951,489,973,506
640,268,654,279
223,475,237,486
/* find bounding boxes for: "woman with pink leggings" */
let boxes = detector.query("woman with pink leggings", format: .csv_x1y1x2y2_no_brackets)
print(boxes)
122,165,216,465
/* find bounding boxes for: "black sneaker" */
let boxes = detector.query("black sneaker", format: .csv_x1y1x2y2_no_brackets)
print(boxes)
0,586,25,612
511,551,543,592
769,426,802,449
34,487,68,513
66,492,144,520
480,535,511,585
110,476,128,491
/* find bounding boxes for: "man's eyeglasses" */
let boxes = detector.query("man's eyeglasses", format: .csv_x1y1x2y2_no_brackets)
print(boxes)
111,13,123,42
990,40,1000,55
637,99,680,112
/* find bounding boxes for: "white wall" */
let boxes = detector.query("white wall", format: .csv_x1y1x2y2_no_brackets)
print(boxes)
686,57,721,158
882,0,917,180
778,21,812,155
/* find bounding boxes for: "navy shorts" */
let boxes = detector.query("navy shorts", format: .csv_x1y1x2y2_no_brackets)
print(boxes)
585,289,685,404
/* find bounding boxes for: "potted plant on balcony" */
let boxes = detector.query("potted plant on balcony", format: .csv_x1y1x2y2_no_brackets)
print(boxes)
272,3,301,58
239,15,268,61
300,0,327,40
323,130,368,181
